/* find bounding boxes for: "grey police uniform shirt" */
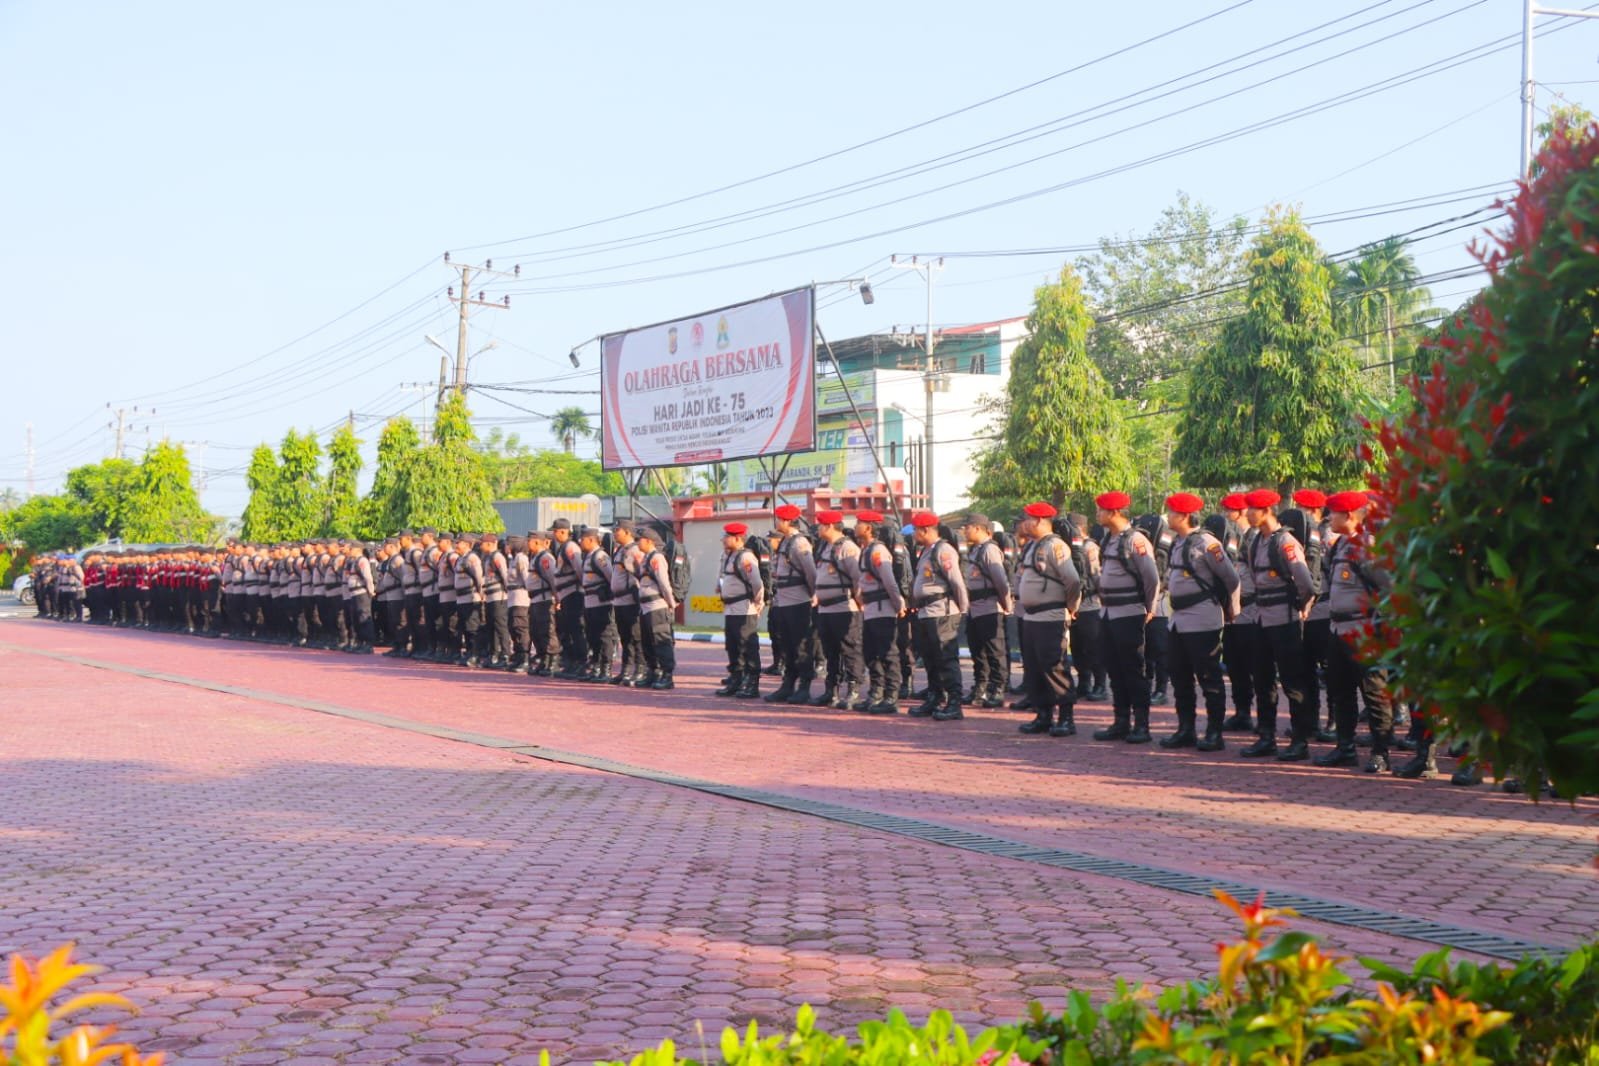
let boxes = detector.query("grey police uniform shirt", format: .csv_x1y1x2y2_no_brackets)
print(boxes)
1326,533,1391,639
772,533,818,609
1015,533,1082,624
1234,528,1259,625
456,551,484,604
964,538,1013,617
1248,525,1316,628
610,542,642,606
1167,530,1241,634
582,548,612,610
1098,528,1160,621
1308,526,1337,623
554,539,583,599
856,540,905,621
638,550,676,615
814,536,862,614
483,550,509,604
437,551,457,604
911,539,968,619
718,548,764,617
507,553,531,608
376,557,401,602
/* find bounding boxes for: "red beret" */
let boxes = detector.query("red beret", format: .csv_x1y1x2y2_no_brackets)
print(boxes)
1095,491,1132,511
1022,502,1057,519
723,522,748,536
774,504,802,521
855,510,884,524
815,509,844,525
1326,491,1368,513
1165,492,1204,515
1292,489,1327,509
1245,489,1281,509
1219,492,1248,511
910,511,939,528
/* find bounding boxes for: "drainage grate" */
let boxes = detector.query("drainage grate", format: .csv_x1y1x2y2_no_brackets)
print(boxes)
7,639,1563,963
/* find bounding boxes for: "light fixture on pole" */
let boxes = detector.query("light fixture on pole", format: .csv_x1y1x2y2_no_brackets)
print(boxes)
813,278,875,305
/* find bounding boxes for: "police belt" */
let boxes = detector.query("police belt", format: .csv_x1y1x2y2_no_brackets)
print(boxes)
1255,587,1294,607
1170,588,1214,611
861,589,891,605
969,587,998,601
914,591,948,608
1240,592,1256,606
1331,609,1369,623
816,593,852,608
721,589,751,606
777,574,811,589
1101,590,1144,607
582,582,611,601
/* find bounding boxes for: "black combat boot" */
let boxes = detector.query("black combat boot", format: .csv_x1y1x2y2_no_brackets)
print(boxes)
1018,705,1053,734
1364,752,1390,773
1149,686,1169,706
763,676,797,704
1009,695,1033,711
1313,744,1358,767
1125,708,1152,745
1394,741,1439,778
909,692,939,718
650,672,674,691
735,674,760,700
809,682,837,708
1049,703,1077,738
830,684,853,710
849,685,874,712
1093,715,1130,741
1159,726,1197,749
1240,733,1278,757
787,679,814,706
932,699,963,721
1221,711,1254,732
1197,726,1226,751
714,673,741,697
1450,762,1483,787
1277,736,1311,761
640,668,660,690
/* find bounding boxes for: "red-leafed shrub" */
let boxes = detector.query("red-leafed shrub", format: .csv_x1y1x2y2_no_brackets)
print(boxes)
1363,122,1599,798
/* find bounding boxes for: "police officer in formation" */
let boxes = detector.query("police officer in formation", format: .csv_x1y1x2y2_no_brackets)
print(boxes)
49,489,1417,778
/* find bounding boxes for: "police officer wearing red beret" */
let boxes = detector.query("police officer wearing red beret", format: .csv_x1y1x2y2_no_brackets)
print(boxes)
1014,503,1082,738
765,504,821,705
909,511,968,719
715,522,765,699
1092,492,1161,743
1317,492,1397,771
1162,494,1240,751
1242,489,1318,760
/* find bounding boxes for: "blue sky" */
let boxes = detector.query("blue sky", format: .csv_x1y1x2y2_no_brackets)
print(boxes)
3,0,1595,516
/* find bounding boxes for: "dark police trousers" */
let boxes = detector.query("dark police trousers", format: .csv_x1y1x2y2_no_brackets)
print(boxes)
481,600,511,661
773,603,816,684
530,601,561,663
509,605,530,660
1070,611,1102,693
640,607,675,675
613,604,642,675
916,614,962,704
815,611,864,693
861,616,901,700
1021,617,1073,713
1222,623,1255,716
1329,634,1394,752
966,612,1007,696
1104,614,1150,725
1302,616,1331,723
1254,621,1312,740
724,614,759,680
584,604,617,669
557,592,587,667
1169,627,1226,734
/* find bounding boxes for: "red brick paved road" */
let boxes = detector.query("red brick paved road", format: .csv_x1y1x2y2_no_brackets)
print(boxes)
2,620,1595,1063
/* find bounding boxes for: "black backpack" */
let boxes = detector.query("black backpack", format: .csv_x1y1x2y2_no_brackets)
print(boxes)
879,525,914,599
1276,508,1322,598
1062,528,1095,597
746,535,775,600
1132,513,1175,589
1202,514,1242,562
990,529,1019,582
663,536,693,601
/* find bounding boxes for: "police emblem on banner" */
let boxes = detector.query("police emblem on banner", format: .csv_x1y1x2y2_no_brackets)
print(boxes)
667,326,678,355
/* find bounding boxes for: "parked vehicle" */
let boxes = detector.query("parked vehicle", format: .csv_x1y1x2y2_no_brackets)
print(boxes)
13,573,33,607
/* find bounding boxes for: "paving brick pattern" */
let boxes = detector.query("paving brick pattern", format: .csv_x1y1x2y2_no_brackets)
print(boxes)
1,621,1595,1064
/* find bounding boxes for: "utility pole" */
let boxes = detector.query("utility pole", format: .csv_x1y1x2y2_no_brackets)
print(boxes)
891,255,944,511
1519,1,1599,176
106,404,149,460
442,253,517,394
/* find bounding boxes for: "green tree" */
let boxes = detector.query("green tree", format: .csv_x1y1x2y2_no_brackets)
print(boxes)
1176,209,1368,492
968,265,1131,515
549,406,593,455
502,450,625,499
360,416,421,537
320,423,363,537
63,458,139,541
1334,236,1434,403
270,429,324,541
120,441,210,543
240,444,282,541
1,494,89,554
1077,191,1250,399
397,393,502,531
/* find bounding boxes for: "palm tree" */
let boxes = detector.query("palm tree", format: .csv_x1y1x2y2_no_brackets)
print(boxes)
550,407,593,455
1336,237,1429,396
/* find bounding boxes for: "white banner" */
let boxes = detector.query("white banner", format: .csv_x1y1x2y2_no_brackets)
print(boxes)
599,288,816,470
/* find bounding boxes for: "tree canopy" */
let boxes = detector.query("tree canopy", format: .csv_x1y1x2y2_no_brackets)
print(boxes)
1176,209,1368,492
968,265,1131,515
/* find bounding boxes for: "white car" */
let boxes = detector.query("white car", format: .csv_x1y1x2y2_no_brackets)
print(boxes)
12,573,33,607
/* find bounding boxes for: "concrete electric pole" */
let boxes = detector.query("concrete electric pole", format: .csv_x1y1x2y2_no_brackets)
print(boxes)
891,255,944,512
1519,1,1599,176
441,253,517,394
